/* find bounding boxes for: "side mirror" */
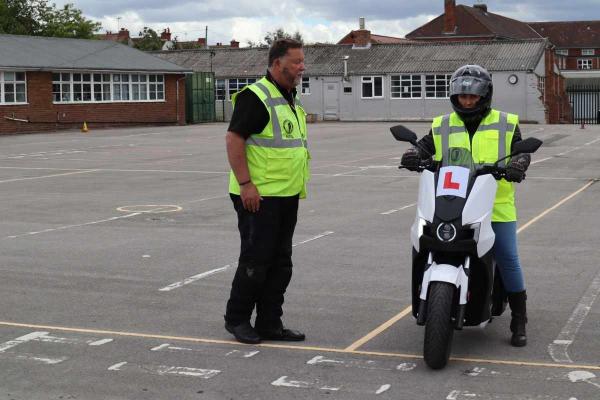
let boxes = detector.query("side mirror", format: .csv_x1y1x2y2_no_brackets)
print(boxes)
511,137,543,156
390,125,418,146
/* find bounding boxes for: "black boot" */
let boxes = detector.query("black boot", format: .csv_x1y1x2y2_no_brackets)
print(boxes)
507,291,527,347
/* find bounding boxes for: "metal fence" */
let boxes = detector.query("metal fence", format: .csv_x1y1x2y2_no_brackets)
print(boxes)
567,85,600,125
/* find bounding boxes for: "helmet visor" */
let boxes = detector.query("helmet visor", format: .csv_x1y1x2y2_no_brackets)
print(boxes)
450,76,489,97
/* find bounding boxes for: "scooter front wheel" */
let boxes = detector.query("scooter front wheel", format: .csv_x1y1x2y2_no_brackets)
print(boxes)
424,281,455,369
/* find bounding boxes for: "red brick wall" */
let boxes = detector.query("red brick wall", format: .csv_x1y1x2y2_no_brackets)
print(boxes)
544,48,572,123
0,71,186,134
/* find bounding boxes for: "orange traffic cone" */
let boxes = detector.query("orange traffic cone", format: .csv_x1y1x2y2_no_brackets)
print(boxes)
81,121,89,133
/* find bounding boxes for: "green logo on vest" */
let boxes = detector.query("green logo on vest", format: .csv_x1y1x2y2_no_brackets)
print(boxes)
283,120,294,138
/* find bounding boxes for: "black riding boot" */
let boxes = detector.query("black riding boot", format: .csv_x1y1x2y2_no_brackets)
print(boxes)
507,290,527,347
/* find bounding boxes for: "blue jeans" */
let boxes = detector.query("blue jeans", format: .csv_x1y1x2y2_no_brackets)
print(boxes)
492,221,525,293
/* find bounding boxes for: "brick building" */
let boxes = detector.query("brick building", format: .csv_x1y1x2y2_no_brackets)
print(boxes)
0,34,190,134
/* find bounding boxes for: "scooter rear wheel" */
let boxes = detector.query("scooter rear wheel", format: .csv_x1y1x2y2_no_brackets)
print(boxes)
424,281,455,369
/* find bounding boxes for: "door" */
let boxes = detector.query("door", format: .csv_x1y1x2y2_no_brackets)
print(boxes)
323,80,339,121
186,72,216,123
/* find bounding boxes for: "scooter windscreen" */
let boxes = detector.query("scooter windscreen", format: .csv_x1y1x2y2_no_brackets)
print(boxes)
434,147,475,222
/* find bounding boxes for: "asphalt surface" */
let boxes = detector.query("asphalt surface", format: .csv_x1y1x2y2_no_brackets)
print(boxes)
0,121,599,399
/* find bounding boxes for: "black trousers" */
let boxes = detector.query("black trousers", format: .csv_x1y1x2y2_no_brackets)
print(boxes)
225,194,299,331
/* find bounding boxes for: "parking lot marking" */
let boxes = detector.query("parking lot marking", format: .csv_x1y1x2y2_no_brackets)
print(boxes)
0,331,48,352
381,202,416,215
0,169,96,184
3,212,141,240
292,231,334,247
517,180,596,234
159,265,232,292
548,269,600,363
2,321,600,371
160,231,334,292
344,306,413,351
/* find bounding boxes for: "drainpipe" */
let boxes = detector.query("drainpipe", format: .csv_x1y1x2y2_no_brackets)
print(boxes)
342,55,349,81
176,75,187,124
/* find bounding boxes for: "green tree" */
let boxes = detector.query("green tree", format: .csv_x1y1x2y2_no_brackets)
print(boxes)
263,28,303,46
134,27,163,51
38,3,101,39
0,0,41,35
0,0,100,38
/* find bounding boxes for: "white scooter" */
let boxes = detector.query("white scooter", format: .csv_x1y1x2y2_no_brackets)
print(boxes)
390,125,542,369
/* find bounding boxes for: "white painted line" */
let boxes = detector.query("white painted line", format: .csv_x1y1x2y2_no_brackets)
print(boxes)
585,137,600,146
292,231,334,247
531,156,553,165
159,265,232,292
151,343,171,351
108,361,127,371
225,349,260,358
548,268,600,363
0,331,48,352
88,338,113,346
380,202,416,215
3,212,141,240
396,362,417,371
271,376,311,389
0,169,96,184
14,353,67,365
0,166,227,175
154,365,221,378
161,231,334,292
375,384,391,394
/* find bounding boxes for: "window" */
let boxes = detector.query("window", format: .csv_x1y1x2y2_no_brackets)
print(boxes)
537,76,545,99
301,77,310,95
227,78,256,100
216,79,226,100
391,74,422,99
556,49,569,56
361,76,383,99
578,59,593,70
581,49,595,56
1,71,27,104
52,72,164,103
425,74,452,98
343,86,352,94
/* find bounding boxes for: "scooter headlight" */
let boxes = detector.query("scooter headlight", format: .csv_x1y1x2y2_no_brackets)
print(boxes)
436,222,457,242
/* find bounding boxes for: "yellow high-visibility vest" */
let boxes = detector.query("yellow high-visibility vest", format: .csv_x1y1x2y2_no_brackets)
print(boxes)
228,77,310,198
431,110,519,222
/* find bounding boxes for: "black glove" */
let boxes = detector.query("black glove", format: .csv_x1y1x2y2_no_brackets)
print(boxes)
506,153,531,183
401,147,422,171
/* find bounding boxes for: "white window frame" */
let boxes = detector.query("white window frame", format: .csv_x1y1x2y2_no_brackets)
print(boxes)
227,78,256,100
216,79,226,100
425,74,452,99
391,74,422,99
577,59,593,70
301,76,310,95
361,76,384,99
1,71,27,105
52,72,164,104
555,49,569,56
581,49,595,56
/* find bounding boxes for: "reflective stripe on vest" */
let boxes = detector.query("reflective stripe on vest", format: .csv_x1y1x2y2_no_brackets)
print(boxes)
435,112,514,167
246,81,307,149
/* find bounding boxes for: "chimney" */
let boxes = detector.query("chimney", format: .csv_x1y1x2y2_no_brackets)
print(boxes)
197,37,206,47
353,17,371,48
117,28,130,41
161,28,171,41
230,39,240,48
444,0,457,34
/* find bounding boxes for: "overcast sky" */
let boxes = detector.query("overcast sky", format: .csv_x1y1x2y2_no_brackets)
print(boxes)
53,0,600,45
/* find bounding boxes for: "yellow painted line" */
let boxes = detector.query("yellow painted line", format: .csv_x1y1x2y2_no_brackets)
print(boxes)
1,320,600,371
345,179,597,352
518,179,596,234
344,306,413,351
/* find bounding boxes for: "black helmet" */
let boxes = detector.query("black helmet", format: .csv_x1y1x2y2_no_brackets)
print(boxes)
449,64,493,122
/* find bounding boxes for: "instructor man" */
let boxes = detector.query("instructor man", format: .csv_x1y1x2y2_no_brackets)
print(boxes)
224,38,310,344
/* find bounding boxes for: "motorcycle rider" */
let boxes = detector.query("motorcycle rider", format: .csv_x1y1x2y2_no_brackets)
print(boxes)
401,64,531,347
